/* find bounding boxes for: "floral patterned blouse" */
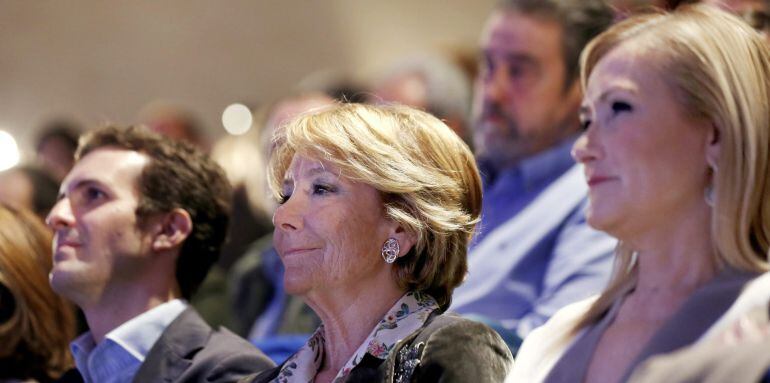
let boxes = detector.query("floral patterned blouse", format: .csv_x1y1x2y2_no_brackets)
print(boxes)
271,291,439,383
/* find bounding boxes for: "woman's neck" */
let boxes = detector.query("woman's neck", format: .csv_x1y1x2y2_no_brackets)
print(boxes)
629,202,718,295
305,275,405,382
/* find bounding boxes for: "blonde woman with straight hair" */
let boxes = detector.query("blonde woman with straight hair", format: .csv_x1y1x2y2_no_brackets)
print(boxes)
508,4,770,383
0,203,75,382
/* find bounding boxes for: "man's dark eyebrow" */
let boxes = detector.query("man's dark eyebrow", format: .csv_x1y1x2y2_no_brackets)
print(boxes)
58,178,108,199
482,49,538,66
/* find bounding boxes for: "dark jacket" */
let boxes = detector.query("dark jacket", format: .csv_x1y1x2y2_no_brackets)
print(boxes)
241,312,513,383
57,307,274,383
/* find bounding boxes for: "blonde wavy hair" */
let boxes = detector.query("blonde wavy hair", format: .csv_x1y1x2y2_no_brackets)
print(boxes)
0,203,75,381
575,4,770,329
268,103,482,310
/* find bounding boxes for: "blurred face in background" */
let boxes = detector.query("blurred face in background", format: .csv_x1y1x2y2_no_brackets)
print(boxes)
0,170,33,213
473,9,582,170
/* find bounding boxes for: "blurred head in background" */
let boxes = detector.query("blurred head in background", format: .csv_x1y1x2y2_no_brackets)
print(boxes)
35,119,81,183
0,164,60,219
370,53,472,143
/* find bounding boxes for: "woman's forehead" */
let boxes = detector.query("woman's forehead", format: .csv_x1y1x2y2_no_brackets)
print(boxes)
284,154,340,181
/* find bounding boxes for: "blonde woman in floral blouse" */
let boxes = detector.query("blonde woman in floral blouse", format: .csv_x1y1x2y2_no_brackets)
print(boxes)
240,103,513,383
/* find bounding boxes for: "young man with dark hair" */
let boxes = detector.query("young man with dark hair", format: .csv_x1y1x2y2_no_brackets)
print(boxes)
48,125,273,382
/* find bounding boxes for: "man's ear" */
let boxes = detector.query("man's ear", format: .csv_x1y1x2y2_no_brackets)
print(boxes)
151,208,193,252
706,122,721,170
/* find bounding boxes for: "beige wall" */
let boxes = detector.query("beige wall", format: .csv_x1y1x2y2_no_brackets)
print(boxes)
0,0,494,156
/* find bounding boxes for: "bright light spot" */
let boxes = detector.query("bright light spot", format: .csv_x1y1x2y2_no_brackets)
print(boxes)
0,130,20,171
222,103,253,135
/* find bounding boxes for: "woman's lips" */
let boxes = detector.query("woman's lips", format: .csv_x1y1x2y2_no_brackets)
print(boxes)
280,247,320,257
586,175,616,187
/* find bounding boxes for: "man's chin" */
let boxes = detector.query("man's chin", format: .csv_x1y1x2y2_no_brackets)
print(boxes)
48,266,88,299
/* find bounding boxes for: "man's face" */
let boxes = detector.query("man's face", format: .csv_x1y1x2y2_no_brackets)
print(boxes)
46,148,154,306
473,10,581,169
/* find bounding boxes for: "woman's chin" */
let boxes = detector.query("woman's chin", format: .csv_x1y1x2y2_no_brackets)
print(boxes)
586,208,619,236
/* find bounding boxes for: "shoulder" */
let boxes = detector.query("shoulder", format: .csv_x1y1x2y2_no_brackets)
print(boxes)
629,334,770,383
408,312,514,382
700,270,770,341
152,307,274,382
507,296,597,383
193,326,274,375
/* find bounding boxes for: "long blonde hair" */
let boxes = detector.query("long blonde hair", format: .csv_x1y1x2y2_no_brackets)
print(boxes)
576,4,770,329
0,203,75,381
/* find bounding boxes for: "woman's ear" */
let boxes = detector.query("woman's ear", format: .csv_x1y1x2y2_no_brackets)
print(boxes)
151,208,193,252
389,224,417,259
706,122,721,170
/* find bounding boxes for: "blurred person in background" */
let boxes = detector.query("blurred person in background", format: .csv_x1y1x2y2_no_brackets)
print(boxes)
35,119,81,183
222,92,333,363
139,101,210,150
0,203,75,382
509,5,770,382
243,103,512,383
369,53,473,143
48,125,272,382
704,0,770,41
607,0,669,18
450,0,617,351
0,165,59,219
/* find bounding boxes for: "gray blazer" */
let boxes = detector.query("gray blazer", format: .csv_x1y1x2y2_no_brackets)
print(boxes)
132,307,274,382
57,307,274,383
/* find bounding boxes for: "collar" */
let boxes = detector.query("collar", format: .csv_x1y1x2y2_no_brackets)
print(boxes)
71,299,188,381
107,299,188,360
273,292,439,383
481,135,578,191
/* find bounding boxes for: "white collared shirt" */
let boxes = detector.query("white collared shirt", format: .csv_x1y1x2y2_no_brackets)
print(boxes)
71,299,188,383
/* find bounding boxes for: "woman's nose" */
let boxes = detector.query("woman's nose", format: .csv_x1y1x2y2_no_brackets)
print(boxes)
273,194,303,232
571,129,601,164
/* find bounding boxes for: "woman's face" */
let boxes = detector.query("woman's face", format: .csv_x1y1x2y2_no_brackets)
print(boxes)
572,45,712,240
272,154,397,296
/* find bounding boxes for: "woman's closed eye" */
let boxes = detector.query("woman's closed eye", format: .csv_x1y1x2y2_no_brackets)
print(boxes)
611,101,632,115
312,183,337,196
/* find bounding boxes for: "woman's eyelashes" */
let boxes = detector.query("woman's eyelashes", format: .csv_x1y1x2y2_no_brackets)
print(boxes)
278,180,338,204
311,182,337,196
610,100,632,115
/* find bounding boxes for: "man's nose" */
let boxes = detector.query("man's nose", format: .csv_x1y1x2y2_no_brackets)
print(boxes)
482,64,509,105
46,198,75,230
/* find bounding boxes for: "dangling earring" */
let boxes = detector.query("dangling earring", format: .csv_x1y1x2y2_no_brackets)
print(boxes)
381,238,399,264
705,164,717,207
